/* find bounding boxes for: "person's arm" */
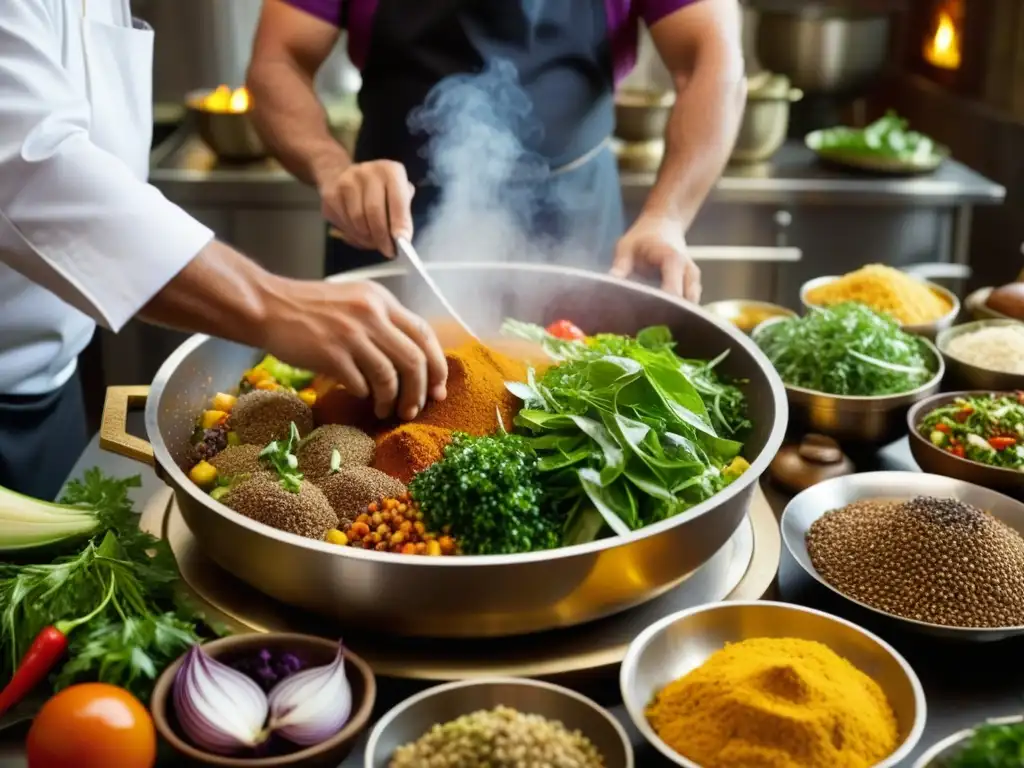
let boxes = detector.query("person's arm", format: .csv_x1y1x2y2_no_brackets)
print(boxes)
247,0,350,188
247,0,414,257
642,0,746,228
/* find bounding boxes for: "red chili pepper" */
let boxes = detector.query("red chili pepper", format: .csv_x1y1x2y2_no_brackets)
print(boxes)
955,406,974,423
951,445,966,458
0,577,114,717
546,320,586,342
935,423,951,434
989,436,1017,451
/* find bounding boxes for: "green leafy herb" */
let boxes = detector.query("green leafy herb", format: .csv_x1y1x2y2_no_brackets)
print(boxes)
753,302,935,396
260,422,304,492
502,321,751,543
410,432,559,555
808,110,941,163
944,722,1024,767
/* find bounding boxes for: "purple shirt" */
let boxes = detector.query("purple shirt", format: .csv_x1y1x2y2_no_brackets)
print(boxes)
288,0,696,81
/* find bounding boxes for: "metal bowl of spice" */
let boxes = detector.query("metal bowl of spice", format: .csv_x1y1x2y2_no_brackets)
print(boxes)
364,678,633,768
620,601,926,768
782,471,1024,642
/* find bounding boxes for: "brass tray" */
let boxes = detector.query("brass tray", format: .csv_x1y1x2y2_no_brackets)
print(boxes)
143,487,780,680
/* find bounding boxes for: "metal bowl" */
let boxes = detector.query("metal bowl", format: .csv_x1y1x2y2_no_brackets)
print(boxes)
704,299,796,334
731,77,803,164
614,89,675,143
907,391,1024,496
186,89,268,163
99,263,788,638
620,600,926,768
912,715,1023,768
782,471,1024,641
800,274,961,340
753,317,944,444
364,678,633,768
937,319,1024,391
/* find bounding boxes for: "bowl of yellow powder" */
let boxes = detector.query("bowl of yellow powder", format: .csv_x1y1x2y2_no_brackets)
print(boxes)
802,265,959,340
620,601,926,768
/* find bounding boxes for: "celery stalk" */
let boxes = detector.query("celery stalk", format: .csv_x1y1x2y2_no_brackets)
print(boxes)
0,485,101,551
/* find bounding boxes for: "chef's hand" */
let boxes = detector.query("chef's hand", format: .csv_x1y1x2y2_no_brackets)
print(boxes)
262,278,447,421
610,214,701,302
319,160,415,259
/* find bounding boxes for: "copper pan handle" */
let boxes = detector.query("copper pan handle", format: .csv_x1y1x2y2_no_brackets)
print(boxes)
99,386,155,466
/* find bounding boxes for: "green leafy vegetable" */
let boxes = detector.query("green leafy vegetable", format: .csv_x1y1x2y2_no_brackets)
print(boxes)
754,302,936,396
502,321,751,543
944,721,1024,767
809,111,941,162
260,422,304,493
410,432,559,555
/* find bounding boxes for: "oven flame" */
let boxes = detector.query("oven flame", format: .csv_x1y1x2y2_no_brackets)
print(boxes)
200,85,252,114
924,9,962,71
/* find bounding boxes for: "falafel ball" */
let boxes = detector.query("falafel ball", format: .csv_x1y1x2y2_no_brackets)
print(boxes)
223,475,338,540
209,444,265,478
318,466,406,525
230,390,313,447
297,425,375,480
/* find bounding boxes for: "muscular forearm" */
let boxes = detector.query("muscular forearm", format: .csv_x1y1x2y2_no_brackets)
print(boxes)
247,59,351,188
643,64,745,228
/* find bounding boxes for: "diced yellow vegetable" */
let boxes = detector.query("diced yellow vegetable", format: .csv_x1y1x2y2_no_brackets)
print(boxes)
297,388,317,407
201,410,229,429
425,540,442,556
212,392,237,412
326,529,348,546
723,456,751,482
226,431,241,447
245,368,273,386
189,461,218,489
254,379,279,391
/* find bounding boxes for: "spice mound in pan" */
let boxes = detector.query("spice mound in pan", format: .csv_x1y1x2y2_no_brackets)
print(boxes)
807,496,1024,628
209,444,266,478
318,466,406,526
297,424,375,480
231,390,314,446
223,475,339,541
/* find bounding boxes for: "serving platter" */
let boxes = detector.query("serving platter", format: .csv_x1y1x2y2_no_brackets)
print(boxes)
141,486,780,681
805,130,948,175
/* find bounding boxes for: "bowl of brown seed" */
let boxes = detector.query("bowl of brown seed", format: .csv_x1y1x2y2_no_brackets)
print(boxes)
782,471,1024,642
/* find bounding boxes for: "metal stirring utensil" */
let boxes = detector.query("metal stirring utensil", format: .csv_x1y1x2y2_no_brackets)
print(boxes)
393,236,478,341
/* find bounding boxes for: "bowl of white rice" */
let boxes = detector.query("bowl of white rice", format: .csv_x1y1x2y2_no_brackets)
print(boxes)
937,319,1024,390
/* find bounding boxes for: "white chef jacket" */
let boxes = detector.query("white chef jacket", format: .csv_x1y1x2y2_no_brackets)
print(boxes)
0,0,214,395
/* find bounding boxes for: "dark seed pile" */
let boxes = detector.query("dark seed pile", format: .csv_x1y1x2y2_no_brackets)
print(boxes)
807,496,1024,628
224,475,338,540
209,444,265,478
192,425,228,463
230,390,313,446
318,466,406,526
297,424,375,480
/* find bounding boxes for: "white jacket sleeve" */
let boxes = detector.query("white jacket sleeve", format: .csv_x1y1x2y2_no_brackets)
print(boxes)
0,0,215,332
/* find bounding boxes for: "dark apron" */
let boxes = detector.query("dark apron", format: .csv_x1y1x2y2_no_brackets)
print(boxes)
326,0,624,275
0,372,88,501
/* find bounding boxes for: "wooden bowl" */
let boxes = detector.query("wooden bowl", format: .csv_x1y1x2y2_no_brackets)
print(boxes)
151,633,376,767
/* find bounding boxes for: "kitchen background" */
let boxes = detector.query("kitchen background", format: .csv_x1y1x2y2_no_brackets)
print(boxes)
83,0,1018,428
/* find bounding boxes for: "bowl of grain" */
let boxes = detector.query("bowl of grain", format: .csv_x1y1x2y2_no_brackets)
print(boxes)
782,471,1024,642
620,601,926,768
801,265,960,340
364,678,633,768
937,319,1024,391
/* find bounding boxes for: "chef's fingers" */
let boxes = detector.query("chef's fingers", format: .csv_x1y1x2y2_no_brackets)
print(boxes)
683,259,703,303
325,350,370,400
362,177,393,258
368,319,430,422
339,184,374,249
350,335,402,420
609,241,634,280
659,250,686,297
389,305,448,403
384,164,414,246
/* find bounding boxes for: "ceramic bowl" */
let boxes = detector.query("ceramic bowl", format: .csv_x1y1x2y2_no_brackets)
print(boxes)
151,633,376,767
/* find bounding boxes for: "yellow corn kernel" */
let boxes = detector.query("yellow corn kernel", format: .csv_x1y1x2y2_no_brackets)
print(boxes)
254,379,279,391
245,367,271,385
212,392,238,412
326,529,348,546
297,388,317,406
425,540,442,556
189,460,218,489
200,410,229,429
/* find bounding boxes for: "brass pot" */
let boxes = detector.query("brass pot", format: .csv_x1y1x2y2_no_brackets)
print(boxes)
186,88,268,163
614,88,675,143
731,74,803,164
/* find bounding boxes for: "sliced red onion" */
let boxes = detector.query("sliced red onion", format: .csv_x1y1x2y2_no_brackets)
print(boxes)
267,643,352,746
173,644,269,754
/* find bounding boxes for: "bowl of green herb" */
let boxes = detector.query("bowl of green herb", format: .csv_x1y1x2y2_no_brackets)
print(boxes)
753,302,943,444
912,716,1024,768
806,111,949,175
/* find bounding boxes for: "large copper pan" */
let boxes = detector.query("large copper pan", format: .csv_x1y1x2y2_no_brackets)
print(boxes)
100,263,787,637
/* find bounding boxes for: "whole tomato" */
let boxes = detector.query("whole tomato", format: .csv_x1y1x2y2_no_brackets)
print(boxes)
546,319,586,342
26,684,156,768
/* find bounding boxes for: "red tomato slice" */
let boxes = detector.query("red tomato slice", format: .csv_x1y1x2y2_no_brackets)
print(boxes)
546,320,586,341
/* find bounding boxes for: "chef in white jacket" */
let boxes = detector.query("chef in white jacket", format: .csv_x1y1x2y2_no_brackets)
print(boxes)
0,0,448,500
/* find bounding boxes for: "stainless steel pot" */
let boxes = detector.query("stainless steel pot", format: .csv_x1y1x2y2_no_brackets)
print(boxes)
100,264,787,638
614,89,675,143
731,74,803,164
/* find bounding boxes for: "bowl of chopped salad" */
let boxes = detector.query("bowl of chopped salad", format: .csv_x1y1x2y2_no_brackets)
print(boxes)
912,715,1023,768
908,391,1024,495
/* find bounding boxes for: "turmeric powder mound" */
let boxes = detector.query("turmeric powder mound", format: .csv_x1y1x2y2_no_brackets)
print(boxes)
374,424,452,484
646,637,899,768
805,264,952,325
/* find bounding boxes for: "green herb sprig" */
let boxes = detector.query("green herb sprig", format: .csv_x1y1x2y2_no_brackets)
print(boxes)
260,422,304,493
945,721,1024,767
